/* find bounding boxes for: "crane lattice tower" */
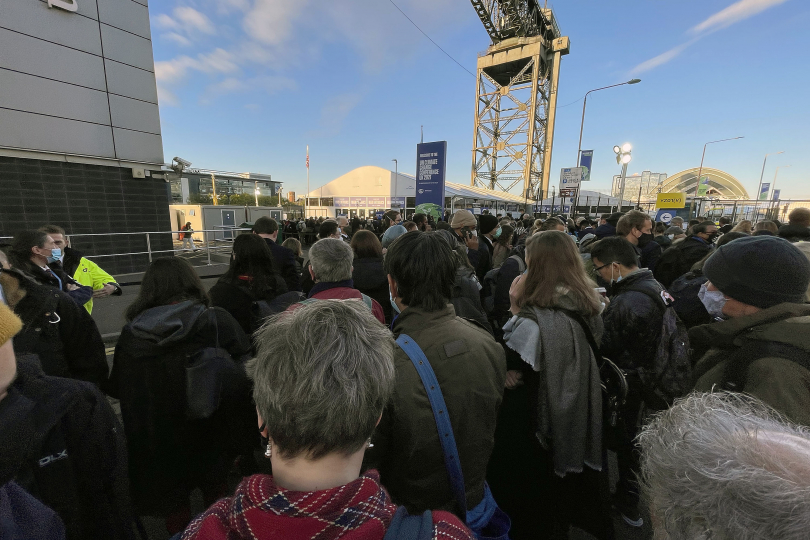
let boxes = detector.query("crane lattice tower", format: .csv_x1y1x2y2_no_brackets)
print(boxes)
469,1,569,202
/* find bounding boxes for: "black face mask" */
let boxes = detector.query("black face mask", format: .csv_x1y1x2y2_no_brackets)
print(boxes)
707,232,719,242
637,232,654,248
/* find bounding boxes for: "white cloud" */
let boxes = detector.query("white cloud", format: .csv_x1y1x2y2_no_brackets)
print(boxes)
163,32,193,47
690,0,789,34
629,39,698,75
175,6,216,34
243,0,310,46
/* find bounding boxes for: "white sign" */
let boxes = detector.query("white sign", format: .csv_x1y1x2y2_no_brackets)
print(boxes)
560,167,583,189
48,0,78,12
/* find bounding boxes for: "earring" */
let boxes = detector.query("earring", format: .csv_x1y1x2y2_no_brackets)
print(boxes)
366,438,374,449
265,440,272,458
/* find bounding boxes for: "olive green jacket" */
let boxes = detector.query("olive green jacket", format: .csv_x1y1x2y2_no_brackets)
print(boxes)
366,304,506,516
692,302,810,425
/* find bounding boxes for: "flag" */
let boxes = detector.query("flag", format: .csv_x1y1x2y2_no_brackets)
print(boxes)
306,146,309,169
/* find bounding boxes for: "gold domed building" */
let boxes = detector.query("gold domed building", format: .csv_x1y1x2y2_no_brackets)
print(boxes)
659,167,750,199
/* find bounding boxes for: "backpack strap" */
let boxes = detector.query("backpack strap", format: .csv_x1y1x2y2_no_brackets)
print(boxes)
360,293,374,311
383,507,434,540
721,341,810,392
395,334,467,520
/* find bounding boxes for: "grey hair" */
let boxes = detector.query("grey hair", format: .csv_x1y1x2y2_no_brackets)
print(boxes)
638,392,810,540
247,299,395,459
308,238,353,282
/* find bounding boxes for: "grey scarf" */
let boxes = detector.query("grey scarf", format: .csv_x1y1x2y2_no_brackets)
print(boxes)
503,297,604,477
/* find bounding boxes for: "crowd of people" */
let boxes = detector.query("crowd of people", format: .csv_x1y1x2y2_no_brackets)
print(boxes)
1,205,810,540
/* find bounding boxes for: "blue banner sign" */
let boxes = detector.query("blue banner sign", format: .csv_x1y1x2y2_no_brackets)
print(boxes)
415,141,447,220
759,183,770,201
388,197,406,210
334,197,350,207
773,189,781,201
580,150,593,181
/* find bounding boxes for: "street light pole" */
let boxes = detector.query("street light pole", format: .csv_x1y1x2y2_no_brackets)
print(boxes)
688,136,744,217
392,159,398,212
754,151,784,222
573,79,640,215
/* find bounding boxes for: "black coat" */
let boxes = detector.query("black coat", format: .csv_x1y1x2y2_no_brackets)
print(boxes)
639,240,663,272
653,236,712,287
108,301,254,514
600,269,667,372
476,236,494,283
778,223,810,243
0,356,134,540
209,276,288,336
263,238,302,292
19,261,94,307
0,269,108,388
352,257,393,324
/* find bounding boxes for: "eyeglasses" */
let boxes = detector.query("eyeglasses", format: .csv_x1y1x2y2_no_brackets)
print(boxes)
593,262,611,272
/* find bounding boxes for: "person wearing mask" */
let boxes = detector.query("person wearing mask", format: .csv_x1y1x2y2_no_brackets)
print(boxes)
183,300,473,540
0,303,136,540
382,210,402,233
0,249,108,388
351,230,393,324
654,221,718,287
366,232,506,522
777,207,810,242
669,216,685,230
292,238,386,324
8,231,92,307
590,237,669,528
492,231,612,539
108,257,253,535
38,225,122,314
252,217,302,292
616,210,663,272
690,236,810,425
491,224,514,268
449,210,481,268
665,226,686,244
209,234,288,336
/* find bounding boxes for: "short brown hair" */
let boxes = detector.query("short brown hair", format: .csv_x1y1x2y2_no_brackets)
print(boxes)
252,216,278,235
616,210,652,236
38,224,66,236
788,207,810,227
350,230,383,259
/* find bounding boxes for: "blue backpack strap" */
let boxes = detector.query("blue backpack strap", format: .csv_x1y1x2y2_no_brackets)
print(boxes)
395,334,468,519
360,293,374,311
383,507,434,540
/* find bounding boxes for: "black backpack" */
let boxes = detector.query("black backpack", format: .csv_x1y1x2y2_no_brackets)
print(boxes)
482,255,525,314
653,242,692,287
668,270,712,328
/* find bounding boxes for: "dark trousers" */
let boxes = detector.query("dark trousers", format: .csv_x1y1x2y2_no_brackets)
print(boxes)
614,378,644,509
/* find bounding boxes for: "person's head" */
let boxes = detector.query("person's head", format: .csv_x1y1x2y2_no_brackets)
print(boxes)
606,212,625,227
317,220,340,240
412,213,427,231
691,221,718,242
350,230,383,259
688,219,700,229
308,238,353,283
402,221,418,232
599,214,609,226
249,300,394,462
10,231,58,268
788,207,810,227
665,226,685,240
383,210,401,227
125,257,209,321
281,237,302,257
519,231,602,316
0,303,23,402
703,235,810,318
224,234,280,295
670,216,684,229
479,214,499,237
539,217,566,232
38,225,68,250
337,216,349,229
731,220,753,233
639,392,810,540
253,217,279,240
450,210,477,237
718,216,731,226
754,220,779,234
381,225,408,249
616,210,653,247
495,224,514,248
697,216,709,223
654,222,667,236
590,236,640,285
384,232,456,312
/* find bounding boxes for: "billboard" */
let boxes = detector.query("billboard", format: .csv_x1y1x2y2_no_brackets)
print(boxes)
334,197,350,207
656,193,686,209
580,151,593,181
367,197,386,207
759,183,771,201
389,197,406,210
415,141,447,220
560,167,583,189
350,196,367,207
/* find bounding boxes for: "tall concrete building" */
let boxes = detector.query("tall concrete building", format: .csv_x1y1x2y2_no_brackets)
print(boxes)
0,0,170,273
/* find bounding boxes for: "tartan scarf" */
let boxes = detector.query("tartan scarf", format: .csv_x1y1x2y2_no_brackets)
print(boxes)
181,470,473,540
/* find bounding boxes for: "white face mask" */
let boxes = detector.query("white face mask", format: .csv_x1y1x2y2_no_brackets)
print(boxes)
698,282,727,319
389,287,401,315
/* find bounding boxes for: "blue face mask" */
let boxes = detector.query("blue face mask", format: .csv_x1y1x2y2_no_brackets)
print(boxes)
389,288,401,315
493,227,502,239
47,248,62,264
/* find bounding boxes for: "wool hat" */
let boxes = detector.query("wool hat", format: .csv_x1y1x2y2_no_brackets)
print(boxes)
703,235,810,309
0,302,22,348
381,225,408,249
479,214,499,235
450,210,477,229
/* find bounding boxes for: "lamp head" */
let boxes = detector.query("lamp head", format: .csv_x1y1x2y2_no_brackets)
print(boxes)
622,143,632,153
627,79,641,84
621,154,632,164
613,145,621,154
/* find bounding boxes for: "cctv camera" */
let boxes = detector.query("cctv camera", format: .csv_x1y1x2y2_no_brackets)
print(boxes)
173,157,192,168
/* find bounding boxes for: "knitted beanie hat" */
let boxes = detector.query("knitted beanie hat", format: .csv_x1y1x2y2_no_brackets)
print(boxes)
0,302,22,348
703,235,810,309
479,214,499,235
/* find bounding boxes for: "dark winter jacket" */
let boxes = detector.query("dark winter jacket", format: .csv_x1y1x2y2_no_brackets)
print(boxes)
777,223,810,243
653,234,672,249
451,266,490,333
639,240,664,271
0,269,108,388
0,481,66,540
0,355,134,540
352,257,393,324
262,238,302,292
475,236,494,283
654,236,713,287
600,269,667,372
669,268,711,328
108,301,254,514
692,303,810,426
18,261,94,307
209,275,288,336
366,305,506,515
493,243,527,317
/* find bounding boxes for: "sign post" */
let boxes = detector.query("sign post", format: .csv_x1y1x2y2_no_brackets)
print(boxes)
415,141,447,220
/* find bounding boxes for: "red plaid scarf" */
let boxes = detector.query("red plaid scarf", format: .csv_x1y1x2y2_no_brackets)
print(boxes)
181,470,473,540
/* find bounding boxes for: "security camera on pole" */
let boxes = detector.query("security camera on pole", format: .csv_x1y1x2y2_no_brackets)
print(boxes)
613,143,632,210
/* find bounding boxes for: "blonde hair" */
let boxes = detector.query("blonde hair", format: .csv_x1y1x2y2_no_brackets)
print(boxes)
731,220,753,233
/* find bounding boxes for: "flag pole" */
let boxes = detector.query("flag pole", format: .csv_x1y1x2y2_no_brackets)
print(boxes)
305,145,309,219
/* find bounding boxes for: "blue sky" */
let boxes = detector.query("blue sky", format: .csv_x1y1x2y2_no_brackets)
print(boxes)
152,0,810,200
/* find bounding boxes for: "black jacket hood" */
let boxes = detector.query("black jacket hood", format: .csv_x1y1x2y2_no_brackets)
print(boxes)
129,300,208,346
